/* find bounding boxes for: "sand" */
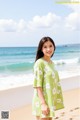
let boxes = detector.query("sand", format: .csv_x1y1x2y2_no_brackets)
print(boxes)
0,76,80,120
10,88,80,120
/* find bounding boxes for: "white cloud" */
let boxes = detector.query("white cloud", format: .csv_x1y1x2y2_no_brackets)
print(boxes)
64,2,80,31
0,13,61,32
27,12,61,29
0,19,28,32
0,19,17,32
0,9,79,33
65,12,80,30
17,19,27,32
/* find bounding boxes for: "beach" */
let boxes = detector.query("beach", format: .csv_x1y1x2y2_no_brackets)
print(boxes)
0,75,80,120
0,45,80,120
10,88,80,120
0,0,80,118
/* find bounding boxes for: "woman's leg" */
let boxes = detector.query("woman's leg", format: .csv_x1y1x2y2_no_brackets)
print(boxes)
35,116,40,120
36,117,52,120
48,118,52,120
41,118,48,120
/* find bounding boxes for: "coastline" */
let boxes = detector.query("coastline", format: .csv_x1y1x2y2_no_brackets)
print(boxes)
0,74,80,91
0,75,80,120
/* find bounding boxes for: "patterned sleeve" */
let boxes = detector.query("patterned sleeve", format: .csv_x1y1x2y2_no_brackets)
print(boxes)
33,60,44,88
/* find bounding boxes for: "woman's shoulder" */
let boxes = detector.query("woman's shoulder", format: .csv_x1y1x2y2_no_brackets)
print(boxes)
34,58,44,68
35,58,44,65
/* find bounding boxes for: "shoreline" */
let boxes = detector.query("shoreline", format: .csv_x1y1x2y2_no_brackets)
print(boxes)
0,75,80,91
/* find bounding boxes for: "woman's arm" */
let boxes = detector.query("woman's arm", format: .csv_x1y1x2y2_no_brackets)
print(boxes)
37,87,46,104
36,87,50,115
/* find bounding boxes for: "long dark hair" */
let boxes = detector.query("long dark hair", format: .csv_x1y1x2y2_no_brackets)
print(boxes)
35,36,56,62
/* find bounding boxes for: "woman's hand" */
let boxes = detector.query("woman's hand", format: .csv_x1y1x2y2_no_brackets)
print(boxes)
41,103,50,115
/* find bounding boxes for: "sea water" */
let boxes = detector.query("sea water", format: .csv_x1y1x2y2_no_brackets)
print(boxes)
0,44,80,90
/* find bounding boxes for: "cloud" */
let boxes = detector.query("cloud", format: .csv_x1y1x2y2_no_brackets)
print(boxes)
65,12,80,30
17,19,27,32
0,9,79,33
0,19,27,32
27,12,61,29
0,19,17,32
61,1,80,31
0,13,61,32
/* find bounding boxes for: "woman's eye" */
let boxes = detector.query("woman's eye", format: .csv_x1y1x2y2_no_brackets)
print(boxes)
44,46,47,48
50,45,53,47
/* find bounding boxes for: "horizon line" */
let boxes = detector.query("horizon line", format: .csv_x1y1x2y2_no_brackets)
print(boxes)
0,43,80,48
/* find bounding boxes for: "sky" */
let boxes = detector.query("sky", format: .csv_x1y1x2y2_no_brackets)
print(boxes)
0,0,80,47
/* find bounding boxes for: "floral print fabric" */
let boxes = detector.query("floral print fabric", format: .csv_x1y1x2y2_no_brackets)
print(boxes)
32,58,64,118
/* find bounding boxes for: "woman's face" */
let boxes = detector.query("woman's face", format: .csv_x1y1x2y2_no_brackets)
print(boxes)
42,40,54,58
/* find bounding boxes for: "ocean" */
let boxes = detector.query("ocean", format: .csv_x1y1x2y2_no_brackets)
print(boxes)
0,44,80,90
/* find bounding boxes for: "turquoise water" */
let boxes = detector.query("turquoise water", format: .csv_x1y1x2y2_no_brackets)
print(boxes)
0,44,80,90
0,44,80,75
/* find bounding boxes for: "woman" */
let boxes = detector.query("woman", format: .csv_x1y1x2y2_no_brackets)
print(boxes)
32,36,64,120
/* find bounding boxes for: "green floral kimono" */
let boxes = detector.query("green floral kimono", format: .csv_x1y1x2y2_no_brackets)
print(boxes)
32,58,64,118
